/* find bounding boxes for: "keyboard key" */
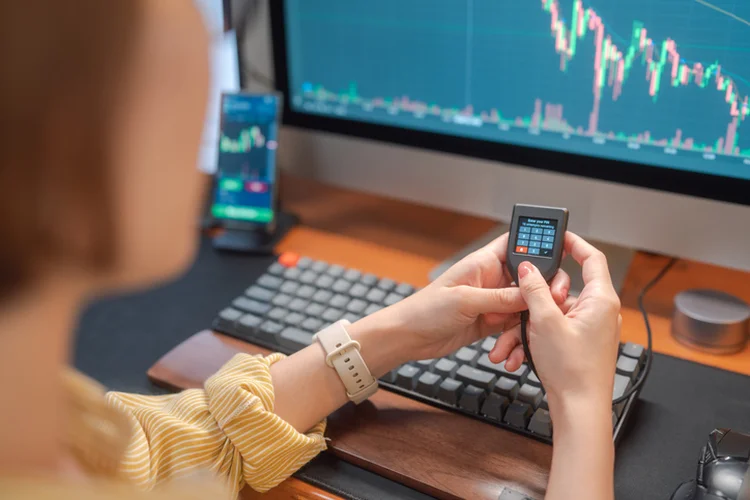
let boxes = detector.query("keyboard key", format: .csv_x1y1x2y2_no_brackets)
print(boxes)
278,252,299,267
454,347,480,365
456,365,497,392
476,353,505,376
437,378,464,405
312,289,333,304
296,257,313,269
540,394,549,411
526,371,542,387
396,365,421,390
329,294,350,309
311,261,329,273
481,393,509,421
245,286,275,303
314,274,335,289
272,293,293,307
349,283,369,298
332,279,352,294
342,313,362,323
415,372,442,397
346,299,368,314
377,278,396,291
517,384,543,408
480,337,496,352
365,288,387,303
394,283,415,296
279,281,300,295
267,307,288,321
433,358,458,378
495,359,529,384
384,293,405,306
612,374,632,417
283,267,302,280
504,401,533,429
300,317,323,332
304,302,326,317
364,304,382,316
380,370,397,384
415,359,436,370
257,274,283,290
621,342,645,362
493,377,520,401
238,313,262,329
299,270,318,285
326,264,345,277
259,320,284,337
343,269,362,281
284,312,305,326
232,297,271,316
267,262,285,275
459,385,485,413
216,307,242,328
322,308,343,322
278,327,314,351
528,409,552,437
295,285,316,299
616,355,640,381
288,298,309,312
361,273,379,286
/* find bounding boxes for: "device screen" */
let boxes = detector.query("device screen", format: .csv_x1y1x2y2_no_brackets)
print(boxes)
211,93,280,225
514,217,558,258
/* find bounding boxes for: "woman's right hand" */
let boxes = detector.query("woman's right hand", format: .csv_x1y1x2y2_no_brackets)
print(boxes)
490,231,622,415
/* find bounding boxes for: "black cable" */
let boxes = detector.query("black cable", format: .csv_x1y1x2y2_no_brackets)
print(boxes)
519,257,678,407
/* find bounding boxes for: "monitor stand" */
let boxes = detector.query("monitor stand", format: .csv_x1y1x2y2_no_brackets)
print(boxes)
429,224,635,295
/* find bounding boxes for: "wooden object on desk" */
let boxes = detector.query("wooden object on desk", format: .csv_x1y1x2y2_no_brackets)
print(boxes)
150,330,552,500
153,176,750,498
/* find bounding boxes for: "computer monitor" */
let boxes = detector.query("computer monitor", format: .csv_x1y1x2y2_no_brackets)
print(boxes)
270,0,750,271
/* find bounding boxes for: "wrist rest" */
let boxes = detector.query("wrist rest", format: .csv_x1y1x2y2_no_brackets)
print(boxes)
148,330,552,500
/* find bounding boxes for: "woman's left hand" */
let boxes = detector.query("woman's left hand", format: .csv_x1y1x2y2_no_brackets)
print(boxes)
360,233,571,363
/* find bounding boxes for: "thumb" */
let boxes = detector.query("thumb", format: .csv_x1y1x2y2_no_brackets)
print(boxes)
518,262,564,326
455,285,526,316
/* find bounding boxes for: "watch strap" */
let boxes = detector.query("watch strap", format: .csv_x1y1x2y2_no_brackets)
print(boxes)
314,320,378,404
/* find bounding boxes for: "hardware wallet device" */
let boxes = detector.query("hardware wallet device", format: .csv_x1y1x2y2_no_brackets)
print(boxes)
506,204,569,284
211,92,281,232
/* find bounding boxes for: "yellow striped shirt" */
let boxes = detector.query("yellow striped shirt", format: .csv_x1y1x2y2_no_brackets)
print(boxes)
38,352,327,498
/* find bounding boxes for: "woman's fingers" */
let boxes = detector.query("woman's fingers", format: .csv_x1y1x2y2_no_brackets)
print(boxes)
505,343,526,372
489,323,521,363
549,268,571,305
456,285,527,316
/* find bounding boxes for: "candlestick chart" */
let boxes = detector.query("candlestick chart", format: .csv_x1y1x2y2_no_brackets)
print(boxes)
284,0,750,180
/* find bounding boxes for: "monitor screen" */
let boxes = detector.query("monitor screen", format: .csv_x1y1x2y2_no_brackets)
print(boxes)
211,93,280,225
280,0,750,183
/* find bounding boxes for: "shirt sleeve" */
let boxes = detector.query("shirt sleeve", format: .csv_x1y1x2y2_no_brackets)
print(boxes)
105,353,327,495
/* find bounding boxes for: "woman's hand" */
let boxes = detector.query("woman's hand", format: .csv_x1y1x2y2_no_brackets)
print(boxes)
355,233,570,364
489,231,621,412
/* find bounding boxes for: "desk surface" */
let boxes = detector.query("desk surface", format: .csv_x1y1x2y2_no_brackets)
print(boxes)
149,175,750,499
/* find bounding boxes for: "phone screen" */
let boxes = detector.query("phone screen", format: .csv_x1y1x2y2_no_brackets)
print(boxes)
211,93,280,227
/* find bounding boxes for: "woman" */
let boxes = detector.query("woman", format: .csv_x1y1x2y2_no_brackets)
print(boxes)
0,1,621,499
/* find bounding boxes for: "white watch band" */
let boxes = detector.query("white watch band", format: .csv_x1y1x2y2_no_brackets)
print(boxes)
314,320,378,404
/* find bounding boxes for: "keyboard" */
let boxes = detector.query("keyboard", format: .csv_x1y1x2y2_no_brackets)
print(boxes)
212,253,645,444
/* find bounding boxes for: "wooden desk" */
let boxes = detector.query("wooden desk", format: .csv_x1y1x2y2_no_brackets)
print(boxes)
151,175,750,499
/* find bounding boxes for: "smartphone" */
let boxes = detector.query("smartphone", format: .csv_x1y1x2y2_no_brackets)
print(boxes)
211,92,281,232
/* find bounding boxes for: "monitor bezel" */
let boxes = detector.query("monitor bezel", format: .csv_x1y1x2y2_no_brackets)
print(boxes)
269,1,750,207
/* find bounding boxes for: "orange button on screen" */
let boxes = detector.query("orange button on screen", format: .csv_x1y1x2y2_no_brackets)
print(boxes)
515,246,528,254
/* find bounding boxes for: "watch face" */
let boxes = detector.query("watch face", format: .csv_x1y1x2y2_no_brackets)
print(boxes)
513,216,558,259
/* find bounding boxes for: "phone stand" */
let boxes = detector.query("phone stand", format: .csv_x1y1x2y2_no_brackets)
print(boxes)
211,211,298,255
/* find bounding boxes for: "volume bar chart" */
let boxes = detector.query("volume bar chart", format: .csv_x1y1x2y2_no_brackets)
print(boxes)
285,0,750,180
